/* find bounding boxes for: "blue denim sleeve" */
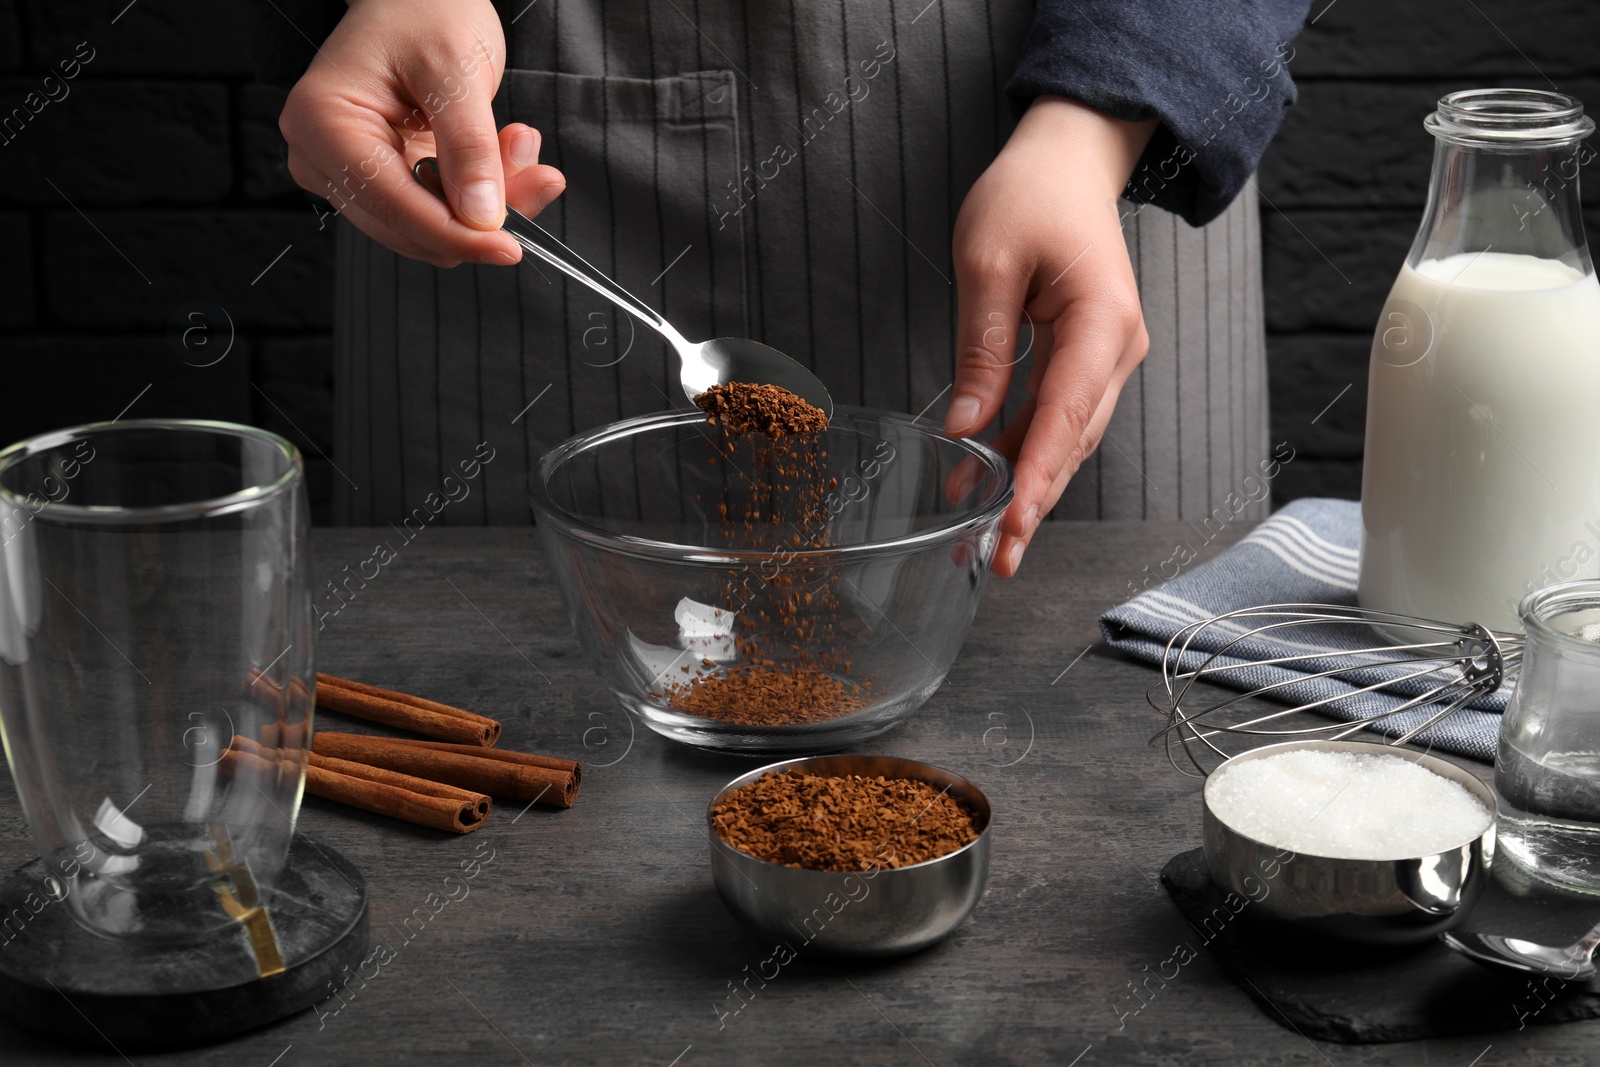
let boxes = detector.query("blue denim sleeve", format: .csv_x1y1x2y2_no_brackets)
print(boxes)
1006,0,1313,226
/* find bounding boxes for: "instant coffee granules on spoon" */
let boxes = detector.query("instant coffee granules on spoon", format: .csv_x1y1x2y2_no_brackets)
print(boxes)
694,382,829,438
711,769,979,870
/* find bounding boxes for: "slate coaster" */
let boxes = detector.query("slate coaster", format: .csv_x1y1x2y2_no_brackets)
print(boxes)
0,835,369,1052
1161,847,1600,1043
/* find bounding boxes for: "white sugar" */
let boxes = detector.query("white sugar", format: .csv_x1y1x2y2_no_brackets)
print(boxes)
1206,750,1492,860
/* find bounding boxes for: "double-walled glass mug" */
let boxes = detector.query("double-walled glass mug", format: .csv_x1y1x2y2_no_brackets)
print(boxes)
0,420,314,941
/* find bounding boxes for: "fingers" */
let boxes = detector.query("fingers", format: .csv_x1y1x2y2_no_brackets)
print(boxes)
990,304,1144,577
337,198,462,269
499,124,568,219
283,104,521,265
503,123,539,172
946,245,1029,439
273,0,532,266
414,57,508,231
1023,321,1049,399
989,371,1127,578
1010,307,1133,534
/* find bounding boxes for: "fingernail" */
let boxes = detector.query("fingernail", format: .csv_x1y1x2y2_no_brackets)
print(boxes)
1006,540,1025,573
510,129,539,168
1024,504,1040,532
480,248,518,266
459,181,503,226
946,396,980,434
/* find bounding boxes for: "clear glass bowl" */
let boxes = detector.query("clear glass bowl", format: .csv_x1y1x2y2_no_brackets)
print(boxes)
528,407,1013,753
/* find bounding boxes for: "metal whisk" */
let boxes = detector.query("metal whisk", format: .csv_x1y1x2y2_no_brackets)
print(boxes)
1150,603,1524,775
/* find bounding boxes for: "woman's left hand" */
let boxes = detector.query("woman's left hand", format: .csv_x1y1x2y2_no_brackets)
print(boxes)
947,95,1157,577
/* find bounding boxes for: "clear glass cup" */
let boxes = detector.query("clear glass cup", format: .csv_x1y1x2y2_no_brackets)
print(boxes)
0,420,315,940
1496,580,1600,892
1358,89,1600,634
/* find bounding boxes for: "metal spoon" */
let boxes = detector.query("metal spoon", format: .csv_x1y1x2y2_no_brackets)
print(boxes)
1443,921,1600,980
412,157,833,418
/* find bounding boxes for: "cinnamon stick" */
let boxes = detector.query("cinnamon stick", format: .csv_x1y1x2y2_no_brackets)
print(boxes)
217,740,297,790
368,737,580,778
225,738,492,834
256,720,308,751
314,674,501,747
306,754,491,834
313,732,579,809
243,670,311,749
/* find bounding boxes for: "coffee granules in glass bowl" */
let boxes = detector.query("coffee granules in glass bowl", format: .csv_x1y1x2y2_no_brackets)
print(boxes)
662,668,865,726
664,383,869,727
710,769,980,870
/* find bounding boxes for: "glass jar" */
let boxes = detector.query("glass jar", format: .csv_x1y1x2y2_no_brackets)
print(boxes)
1358,89,1600,634
1496,580,1600,892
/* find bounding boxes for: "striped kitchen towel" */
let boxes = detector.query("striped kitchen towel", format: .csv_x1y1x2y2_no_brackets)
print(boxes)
1099,497,1506,762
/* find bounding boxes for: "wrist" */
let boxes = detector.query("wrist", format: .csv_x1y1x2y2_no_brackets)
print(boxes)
1011,94,1157,199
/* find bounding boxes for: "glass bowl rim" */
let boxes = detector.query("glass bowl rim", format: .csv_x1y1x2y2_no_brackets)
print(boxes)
527,405,1015,565
0,419,304,525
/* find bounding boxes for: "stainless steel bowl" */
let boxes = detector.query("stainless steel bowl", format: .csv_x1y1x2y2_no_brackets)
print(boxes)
1202,739,1496,945
707,755,992,957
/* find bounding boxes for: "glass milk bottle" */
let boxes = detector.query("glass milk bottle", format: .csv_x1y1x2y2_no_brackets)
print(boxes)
1359,89,1600,634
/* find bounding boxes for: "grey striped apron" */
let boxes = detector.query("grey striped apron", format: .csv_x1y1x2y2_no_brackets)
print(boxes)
332,0,1270,525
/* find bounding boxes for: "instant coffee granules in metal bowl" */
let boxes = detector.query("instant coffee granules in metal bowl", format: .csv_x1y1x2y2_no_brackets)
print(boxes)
710,769,980,870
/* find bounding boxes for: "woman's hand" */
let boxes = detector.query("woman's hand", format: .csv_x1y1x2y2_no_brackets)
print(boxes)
279,0,566,267
947,95,1155,576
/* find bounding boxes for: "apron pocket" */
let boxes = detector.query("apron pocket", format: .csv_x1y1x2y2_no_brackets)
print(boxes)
490,68,747,440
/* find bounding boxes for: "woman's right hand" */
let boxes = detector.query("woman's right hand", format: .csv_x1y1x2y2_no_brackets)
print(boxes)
279,0,566,268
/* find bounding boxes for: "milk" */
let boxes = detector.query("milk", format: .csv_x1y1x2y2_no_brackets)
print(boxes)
1359,251,1600,633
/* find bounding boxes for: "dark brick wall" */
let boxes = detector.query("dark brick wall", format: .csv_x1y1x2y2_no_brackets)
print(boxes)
0,1,334,518
1260,0,1600,502
0,1,1596,521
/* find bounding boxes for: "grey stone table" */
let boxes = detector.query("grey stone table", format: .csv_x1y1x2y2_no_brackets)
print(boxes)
0,523,1583,1065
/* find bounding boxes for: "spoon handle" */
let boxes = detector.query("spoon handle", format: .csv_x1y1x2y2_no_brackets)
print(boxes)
411,158,679,343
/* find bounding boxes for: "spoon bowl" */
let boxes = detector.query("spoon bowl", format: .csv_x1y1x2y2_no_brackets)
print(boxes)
413,158,833,418
686,337,832,414
1443,922,1600,980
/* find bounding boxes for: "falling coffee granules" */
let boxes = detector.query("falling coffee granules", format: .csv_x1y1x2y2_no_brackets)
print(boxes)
663,381,868,727
694,382,829,438
711,770,980,870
